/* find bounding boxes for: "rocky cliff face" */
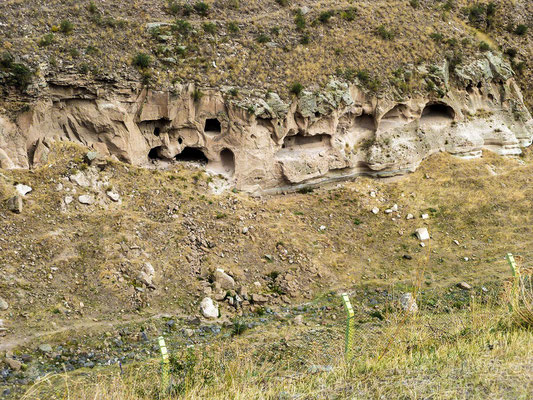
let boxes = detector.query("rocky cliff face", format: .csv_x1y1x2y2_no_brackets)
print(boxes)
0,53,531,193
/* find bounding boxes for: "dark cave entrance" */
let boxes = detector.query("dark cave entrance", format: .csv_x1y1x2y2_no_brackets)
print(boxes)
220,148,235,175
204,118,221,134
175,147,208,164
148,146,164,160
421,102,455,119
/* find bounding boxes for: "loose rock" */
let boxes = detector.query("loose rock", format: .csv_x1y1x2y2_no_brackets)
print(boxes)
415,227,430,241
214,268,235,290
15,184,32,196
457,282,472,290
38,344,52,353
107,191,120,202
6,195,22,213
0,298,8,311
3,358,21,371
200,297,219,319
78,195,95,205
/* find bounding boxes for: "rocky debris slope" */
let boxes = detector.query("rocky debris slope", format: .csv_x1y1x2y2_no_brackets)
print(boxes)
0,53,531,193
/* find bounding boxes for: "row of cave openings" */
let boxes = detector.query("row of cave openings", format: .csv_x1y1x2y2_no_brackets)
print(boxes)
147,117,236,176
147,102,455,175
380,101,456,126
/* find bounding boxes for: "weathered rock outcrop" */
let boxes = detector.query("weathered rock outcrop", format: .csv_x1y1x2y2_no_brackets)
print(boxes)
0,53,531,193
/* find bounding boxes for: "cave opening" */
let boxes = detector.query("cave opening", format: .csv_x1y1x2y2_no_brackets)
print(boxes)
220,148,235,175
421,102,455,119
154,127,161,136
204,118,221,134
175,147,208,164
281,133,331,150
148,146,164,160
355,113,375,131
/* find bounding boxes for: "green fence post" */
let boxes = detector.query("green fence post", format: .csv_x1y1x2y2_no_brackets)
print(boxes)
506,253,518,277
341,293,355,361
158,336,170,397
506,253,520,311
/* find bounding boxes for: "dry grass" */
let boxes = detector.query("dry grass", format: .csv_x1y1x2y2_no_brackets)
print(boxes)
20,303,533,399
0,0,531,103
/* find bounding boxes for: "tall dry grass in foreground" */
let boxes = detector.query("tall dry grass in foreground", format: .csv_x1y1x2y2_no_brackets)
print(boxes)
22,303,533,400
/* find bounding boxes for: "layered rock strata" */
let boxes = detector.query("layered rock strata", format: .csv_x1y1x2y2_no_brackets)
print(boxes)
1,53,531,193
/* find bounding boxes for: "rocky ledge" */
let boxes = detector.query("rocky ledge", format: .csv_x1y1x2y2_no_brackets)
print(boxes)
1,52,531,193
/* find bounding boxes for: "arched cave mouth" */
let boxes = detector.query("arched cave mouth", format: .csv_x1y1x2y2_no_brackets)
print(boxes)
382,104,408,121
148,146,164,160
220,148,235,176
204,118,221,134
355,113,375,131
379,104,409,130
175,147,208,164
421,102,455,120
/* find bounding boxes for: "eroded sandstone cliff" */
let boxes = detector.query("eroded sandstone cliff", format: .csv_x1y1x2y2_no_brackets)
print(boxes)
0,52,531,193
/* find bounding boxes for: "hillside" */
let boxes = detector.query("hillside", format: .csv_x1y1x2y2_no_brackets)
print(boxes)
0,0,531,105
1,143,533,397
0,1,532,398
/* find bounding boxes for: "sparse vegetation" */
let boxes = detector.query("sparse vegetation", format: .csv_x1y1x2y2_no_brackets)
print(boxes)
132,53,151,68
376,25,395,40
294,9,306,31
38,33,55,47
59,20,74,34
514,24,528,36
289,82,304,96
318,11,334,24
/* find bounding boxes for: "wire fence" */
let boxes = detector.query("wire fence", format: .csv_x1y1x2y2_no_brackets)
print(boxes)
14,253,531,400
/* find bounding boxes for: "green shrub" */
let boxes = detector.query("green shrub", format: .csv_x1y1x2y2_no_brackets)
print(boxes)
203,22,216,34
172,19,192,36
479,41,490,51
79,63,90,74
227,21,239,34
132,52,152,68
38,33,55,47
289,82,304,96
504,48,517,59
60,20,74,34
194,1,209,16
443,0,454,11
275,0,289,6
69,48,80,58
486,2,496,17
300,32,310,45
85,45,99,55
376,25,394,40
356,69,370,83
167,0,181,15
231,319,248,336
294,10,306,31
88,1,98,14
270,27,280,36
318,11,334,24
409,0,419,9
340,8,357,21
514,24,528,36
430,32,443,42
0,54,33,89
256,33,270,43
228,88,239,97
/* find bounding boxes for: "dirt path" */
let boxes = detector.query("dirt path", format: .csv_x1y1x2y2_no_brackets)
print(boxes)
0,312,180,352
